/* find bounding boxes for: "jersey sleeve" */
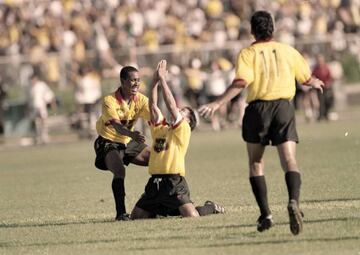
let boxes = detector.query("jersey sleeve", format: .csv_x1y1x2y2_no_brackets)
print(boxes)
171,119,190,147
292,48,312,84
234,48,255,85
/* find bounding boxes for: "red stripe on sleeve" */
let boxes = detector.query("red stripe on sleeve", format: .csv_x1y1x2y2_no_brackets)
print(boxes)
171,118,184,129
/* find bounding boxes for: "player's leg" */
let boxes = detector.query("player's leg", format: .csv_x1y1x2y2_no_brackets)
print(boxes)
247,142,273,232
130,146,150,166
277,141,301,204
131,206,154,220
277,141,303,235
179,203,200,217
105,150,129,221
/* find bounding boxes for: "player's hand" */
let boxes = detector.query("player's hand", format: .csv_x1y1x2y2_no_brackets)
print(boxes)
157,59,167,80
131,131,146,143
311,78,324,94
198,102,220,118
152,61,161,83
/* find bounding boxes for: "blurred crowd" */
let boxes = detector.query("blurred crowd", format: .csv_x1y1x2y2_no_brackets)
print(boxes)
0,0,359,80
0,0,359,144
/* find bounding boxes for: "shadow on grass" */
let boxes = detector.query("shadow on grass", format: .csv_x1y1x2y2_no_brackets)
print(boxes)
1,217,359,249
1,213,359,230
1,234,359,249
0,218,114,229
196,216,360,231
303,197,360,203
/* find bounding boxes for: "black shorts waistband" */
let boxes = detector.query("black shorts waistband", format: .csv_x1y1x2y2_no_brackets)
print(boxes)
151,174,180,178
249,99,290,105
97,136,126,146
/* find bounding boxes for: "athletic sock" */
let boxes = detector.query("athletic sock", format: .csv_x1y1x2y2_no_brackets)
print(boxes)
195,204,215,216
250,176,271,216
112,178,126,216
285,171,301,204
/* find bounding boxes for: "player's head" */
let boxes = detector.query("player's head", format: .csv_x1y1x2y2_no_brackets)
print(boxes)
180,106,199,131
250,11,274,41
30,70,40,83
120,66,140,96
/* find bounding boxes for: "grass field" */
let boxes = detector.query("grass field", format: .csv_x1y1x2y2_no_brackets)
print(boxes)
1,111,360,255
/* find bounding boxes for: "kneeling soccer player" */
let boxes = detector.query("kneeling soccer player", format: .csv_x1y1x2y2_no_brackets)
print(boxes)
131,60,225,219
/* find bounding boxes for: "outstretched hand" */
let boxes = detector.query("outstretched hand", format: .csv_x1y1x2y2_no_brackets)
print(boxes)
198,102,220,118
311,78,325,94
157,59,167,80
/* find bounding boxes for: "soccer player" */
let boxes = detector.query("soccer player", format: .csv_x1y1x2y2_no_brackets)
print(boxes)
94,66,151,221
131,60,224,219
199,11,324,235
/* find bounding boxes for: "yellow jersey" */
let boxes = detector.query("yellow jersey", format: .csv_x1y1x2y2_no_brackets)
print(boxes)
96,89,150,144
234,40,311,103
148,119,191,177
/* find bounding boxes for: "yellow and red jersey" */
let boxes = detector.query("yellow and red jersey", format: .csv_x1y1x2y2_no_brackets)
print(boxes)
148,119,191,177
234,40,311,102
96,89,150,144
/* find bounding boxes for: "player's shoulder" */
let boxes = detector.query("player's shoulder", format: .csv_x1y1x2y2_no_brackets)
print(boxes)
102,92,118,106
103,92,116,101
240,46,256,56
135,92,149,106
272,41,300,54
136,92,149,101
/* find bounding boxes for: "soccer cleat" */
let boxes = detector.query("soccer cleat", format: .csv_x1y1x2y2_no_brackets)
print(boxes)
115,213,131,221
257,214,274,232
287,199,303,235
204,200,225,214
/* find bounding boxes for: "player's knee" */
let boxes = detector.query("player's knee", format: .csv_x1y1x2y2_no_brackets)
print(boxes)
138,147,151,162
185,211,200,218
282,158,298,172
249,161,264,176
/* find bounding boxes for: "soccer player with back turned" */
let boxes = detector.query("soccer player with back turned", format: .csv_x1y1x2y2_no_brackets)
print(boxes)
199,11,324,235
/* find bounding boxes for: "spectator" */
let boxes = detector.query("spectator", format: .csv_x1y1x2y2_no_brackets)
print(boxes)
0,74,7,144
312,54,334,121
184,58,206,108
74,65,102,139
204,60,228,131
26,72,57,145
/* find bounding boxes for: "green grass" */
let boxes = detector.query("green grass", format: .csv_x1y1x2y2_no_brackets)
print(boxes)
1,115,360,255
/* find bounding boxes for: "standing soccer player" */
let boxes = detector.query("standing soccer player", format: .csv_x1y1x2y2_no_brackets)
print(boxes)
131,60,224,219
199,11,324,235
94,66,151,221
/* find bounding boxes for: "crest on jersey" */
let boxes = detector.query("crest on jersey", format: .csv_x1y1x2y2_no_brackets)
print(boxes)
117,109,125,118
154,138,169,153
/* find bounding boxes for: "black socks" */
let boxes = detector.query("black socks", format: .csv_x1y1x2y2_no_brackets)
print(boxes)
112,178,126,215
285,171,301,204
250,176,271,216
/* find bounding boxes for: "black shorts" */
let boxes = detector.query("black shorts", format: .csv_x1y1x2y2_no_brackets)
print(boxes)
93,136,147,170
135,174,192,216
242,99,298,146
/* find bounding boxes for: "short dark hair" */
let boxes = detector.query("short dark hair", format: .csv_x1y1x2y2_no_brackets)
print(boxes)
120,66,138,81
250,11,274,40
182,106,199,131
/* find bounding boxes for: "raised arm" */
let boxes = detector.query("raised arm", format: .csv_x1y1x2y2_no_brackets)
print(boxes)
149,62,162,124
157,60,180,121
198,79,246,118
